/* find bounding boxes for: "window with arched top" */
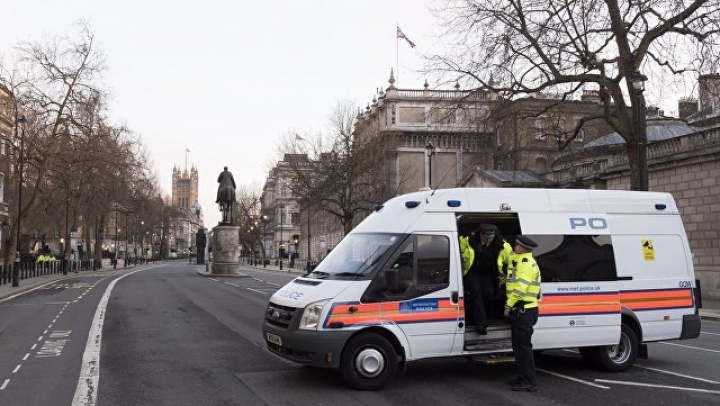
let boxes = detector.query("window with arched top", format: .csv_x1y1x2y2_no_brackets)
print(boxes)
0,172,4,203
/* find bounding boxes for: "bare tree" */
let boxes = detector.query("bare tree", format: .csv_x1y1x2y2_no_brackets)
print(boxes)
280,101,401,236
431,0,720,190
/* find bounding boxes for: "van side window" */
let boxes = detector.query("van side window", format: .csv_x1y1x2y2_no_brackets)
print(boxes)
527,235,617,282
362,234,450,302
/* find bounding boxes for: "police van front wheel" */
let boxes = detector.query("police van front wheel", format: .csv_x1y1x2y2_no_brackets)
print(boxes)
340,333,398,390
580,324,638,372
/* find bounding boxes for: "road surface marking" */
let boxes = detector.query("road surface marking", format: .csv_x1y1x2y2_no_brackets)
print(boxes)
12,364,21,373
37,336,43,341
23,353,29,361
537,368,610,389
224,282,240,287
208,278,219,282
0,379,9,390
595,379,720,394
635,364,720,384
72,265,162,406
701,331,720,336
30,344,37,351
246,287,270,295
658,341,720,353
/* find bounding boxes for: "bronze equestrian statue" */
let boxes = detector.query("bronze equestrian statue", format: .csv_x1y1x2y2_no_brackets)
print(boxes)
216,166,236,224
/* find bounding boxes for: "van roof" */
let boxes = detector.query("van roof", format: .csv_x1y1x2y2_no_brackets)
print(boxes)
355,188,678,234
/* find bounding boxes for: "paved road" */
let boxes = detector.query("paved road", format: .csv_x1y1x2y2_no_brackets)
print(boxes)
1,262,718,405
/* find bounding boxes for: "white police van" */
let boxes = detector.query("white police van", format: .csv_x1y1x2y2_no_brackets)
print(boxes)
262,188,701,389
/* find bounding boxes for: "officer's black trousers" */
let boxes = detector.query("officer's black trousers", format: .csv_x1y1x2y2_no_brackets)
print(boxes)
511,307,539,387
463,272,487,327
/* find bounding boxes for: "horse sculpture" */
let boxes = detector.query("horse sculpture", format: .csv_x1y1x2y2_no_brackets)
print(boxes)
216,166,236,224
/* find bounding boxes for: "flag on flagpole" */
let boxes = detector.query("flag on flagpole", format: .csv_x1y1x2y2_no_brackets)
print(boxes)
396,26,416,48
186,147,190,153
295,134,304,141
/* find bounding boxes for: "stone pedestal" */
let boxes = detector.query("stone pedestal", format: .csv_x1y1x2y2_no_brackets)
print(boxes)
211,225,240,275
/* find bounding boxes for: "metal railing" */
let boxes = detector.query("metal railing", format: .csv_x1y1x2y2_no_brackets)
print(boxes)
0,260,102,286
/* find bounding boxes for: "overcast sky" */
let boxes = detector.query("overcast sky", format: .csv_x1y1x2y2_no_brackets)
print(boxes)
1,1,438,226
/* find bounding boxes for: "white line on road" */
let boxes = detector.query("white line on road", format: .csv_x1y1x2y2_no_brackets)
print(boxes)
224,282,240,288
658,341,720,353
250,276,281,287
635,364,720,384
12,364,21,373
0,379,9,390
701,331,720,336
208,278,219,282
23,353,29,361
246,287,270,295
30,344,36,351
537,368,610,389
595,379,720,395
37,336,43,341
72,265,161,406
43,329,48,334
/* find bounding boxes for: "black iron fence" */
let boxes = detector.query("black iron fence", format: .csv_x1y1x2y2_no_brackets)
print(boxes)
0,260,102,286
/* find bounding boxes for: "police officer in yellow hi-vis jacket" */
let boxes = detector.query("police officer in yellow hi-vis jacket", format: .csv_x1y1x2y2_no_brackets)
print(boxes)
504,235,541,392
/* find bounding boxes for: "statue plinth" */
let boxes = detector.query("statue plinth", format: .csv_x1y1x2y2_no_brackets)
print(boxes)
210,225,241,275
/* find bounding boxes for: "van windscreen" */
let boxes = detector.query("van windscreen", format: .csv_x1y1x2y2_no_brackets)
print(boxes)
308,233,403,280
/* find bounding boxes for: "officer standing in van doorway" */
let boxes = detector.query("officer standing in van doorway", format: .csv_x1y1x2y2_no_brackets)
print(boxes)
504,235,541,392
469,224,512,334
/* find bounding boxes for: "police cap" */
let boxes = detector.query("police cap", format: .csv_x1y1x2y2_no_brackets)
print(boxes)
514,235,538,250
479,223,498,235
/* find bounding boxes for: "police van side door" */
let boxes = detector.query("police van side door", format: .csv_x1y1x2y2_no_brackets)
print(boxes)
362,233,459,359
519,213,621,350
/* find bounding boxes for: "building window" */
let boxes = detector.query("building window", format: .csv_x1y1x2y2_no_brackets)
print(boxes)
0,173,4,202
0,137,5,155
291,212,300,225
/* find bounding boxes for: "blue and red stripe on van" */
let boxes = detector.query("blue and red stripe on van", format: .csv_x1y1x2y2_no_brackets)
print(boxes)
539,288,694,317
320,288,694,328
322,298,459,328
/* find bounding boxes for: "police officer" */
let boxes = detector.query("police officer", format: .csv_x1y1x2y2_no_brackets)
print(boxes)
504,235,541,392
468,224,512,334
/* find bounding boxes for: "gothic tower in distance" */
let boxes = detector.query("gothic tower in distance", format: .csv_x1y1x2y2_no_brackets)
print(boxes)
172,165,199,209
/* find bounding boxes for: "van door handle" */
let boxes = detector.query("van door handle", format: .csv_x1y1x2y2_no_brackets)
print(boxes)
451,291,459,304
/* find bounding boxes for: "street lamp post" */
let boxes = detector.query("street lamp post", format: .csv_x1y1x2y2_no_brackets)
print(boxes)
425,139,435,189
278,205,284,271
12,115,27,287
629,71,649,191
261,215,268,268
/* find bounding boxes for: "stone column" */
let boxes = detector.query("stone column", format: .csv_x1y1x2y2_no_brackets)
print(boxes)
211,225,240,275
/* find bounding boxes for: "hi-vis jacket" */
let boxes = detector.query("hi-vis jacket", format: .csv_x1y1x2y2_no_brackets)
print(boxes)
459,236,475,275
506,252,541,309
496,241,512,275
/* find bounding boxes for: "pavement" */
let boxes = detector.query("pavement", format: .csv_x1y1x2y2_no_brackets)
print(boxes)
0,260,162,303
4,260,720,322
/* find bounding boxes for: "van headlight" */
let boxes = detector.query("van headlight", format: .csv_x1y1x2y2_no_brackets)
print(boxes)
299,299,329,331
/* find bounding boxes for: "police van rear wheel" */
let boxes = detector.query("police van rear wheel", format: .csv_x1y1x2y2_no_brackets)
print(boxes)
341,333,398,390
581,324,638,372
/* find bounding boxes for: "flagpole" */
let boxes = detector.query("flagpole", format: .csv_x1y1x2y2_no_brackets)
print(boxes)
396,23,399,87
185,148,188,171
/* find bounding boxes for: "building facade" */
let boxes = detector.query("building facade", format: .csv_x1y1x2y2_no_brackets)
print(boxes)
171,165,202,256
261,154,302,264
0,85,13,258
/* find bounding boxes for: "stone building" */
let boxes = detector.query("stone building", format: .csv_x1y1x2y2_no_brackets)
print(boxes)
261,154,303,263
172,165,198,209
0,85,13,256
353,70,500,195
170,165,202,256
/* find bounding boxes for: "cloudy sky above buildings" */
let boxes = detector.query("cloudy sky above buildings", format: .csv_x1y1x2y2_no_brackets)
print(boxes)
2,1,687,226
0,1,437,226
